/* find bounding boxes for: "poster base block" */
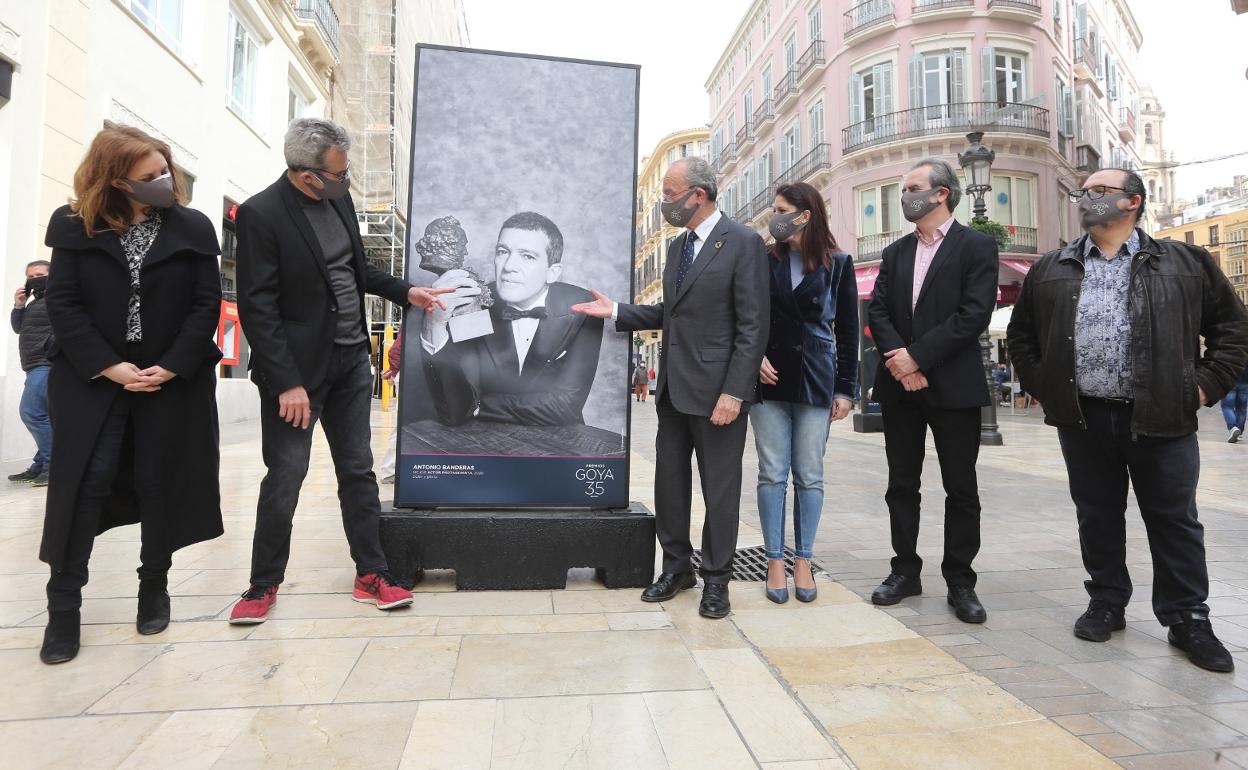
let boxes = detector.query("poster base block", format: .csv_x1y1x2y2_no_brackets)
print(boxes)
853,412,883,433
379,503,655,591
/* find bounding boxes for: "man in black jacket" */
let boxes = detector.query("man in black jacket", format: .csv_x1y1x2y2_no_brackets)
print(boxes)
230,118,448,624
1008,168,1248,672
866,158,999,624
10,260,53,486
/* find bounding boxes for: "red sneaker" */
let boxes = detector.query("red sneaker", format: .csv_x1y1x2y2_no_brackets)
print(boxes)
229,585,278,624
353,572,414,610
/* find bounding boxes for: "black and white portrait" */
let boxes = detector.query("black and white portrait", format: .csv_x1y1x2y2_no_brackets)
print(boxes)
397,46,637,507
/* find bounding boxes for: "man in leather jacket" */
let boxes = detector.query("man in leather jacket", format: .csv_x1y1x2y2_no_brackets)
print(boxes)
1008,168,1248,672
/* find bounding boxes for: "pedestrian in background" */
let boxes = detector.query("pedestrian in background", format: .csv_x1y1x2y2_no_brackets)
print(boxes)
1221,364,1248,443
10,260,54,486
379,327,403,483
866,158,998,625
753,182,858,604
633,359,649,402
1009,168,1248,672
39,125,224,664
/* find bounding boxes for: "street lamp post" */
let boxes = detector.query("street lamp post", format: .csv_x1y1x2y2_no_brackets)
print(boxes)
958,132,1004,447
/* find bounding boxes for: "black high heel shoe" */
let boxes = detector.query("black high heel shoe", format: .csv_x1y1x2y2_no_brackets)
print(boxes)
137,579,171,635
40,609,81,664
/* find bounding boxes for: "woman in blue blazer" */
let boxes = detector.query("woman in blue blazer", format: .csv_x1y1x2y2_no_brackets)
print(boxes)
752,181,859,603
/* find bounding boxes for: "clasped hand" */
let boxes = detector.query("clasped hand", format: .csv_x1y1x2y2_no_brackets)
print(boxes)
884,348,928,391
100,362,176,392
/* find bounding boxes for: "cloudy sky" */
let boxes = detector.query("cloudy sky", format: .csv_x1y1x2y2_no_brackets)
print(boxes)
462,0,1246,200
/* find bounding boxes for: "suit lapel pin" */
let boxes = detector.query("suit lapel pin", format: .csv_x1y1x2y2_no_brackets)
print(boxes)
714,240,724,250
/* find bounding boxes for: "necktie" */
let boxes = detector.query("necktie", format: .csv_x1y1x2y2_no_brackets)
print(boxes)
500,305,547,322
675,231,698,292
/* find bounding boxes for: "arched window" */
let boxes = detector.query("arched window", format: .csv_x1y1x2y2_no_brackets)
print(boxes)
1145,123,1154,144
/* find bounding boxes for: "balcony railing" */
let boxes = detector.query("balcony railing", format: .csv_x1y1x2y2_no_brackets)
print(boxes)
1003,225,1037,254
734,199,752,223
736,120,755,148
713,142,739,175
1075,144,1101,172
987,0,1042,11
858,231,904,262
292,0,340,54
775,143,832,187
753,98,775,126
1118,107,1136,133
1073,37,1100,77
844,0,894,38
842,101,1050,154
774,69,799,106
749,186,774,220
913,0,973,11
796,39,826,83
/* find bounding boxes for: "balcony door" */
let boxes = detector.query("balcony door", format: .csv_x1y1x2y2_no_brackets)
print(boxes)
909,49,966,129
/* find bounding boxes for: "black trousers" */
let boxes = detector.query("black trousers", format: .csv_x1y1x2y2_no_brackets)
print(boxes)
46,393,171,612
654,391,748,584
249,343,388,586
881,396,982,586
1058,399,1209,625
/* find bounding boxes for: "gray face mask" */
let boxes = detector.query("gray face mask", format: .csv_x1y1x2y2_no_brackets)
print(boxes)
768,211,808,242
901,188,943,223
308,170,351,200
121,172,175,209
660,190,697,228
1078,193,1133,229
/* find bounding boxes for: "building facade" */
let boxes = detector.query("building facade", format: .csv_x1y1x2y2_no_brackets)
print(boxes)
705,0,1150,302
632,127,710,372
1156,179,1248,305
1138,83,1177,231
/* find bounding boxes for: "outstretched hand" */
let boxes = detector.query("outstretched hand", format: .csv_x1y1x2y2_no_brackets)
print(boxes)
570,290,614,319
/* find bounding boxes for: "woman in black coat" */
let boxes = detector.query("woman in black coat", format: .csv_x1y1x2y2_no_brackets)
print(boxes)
752,182,859,605
39,125,223,663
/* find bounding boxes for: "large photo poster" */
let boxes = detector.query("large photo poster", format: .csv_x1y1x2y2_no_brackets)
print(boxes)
396,45,639,509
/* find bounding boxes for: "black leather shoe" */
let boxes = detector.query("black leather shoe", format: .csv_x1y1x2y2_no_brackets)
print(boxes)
699,583,731,619
1169,619,1235,673
641,571,697,603
137,585,171,636
40,609,80,665
947,585,987,624
871,574,922,606
1073,600,1126,643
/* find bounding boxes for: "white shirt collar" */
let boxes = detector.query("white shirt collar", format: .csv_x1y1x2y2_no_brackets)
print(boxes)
690,208,722,246
510,286,550,312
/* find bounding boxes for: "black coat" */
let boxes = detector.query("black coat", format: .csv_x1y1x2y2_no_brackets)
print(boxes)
41,204,224,569
1007,232,1248,437
866,220,999,409
236,176,413,396
423,282,604,426
11,297,54,371
616,214,769,416
759,250,859,407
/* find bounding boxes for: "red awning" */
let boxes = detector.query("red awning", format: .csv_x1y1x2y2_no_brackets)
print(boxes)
854,264,879,300
1000,257,1034,276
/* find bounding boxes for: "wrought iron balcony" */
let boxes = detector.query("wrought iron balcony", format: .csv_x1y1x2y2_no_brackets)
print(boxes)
842,101,1050,154
736,120,756,150
1003,225,1037,254
844,0,894,39
713,142,739,175
775,143,833,187
1073,37,1101,87
913,0,974,12
292,0,340,55
1075,144,1101,173
1118,106,1137,142
987,0,1041,13
774,69,799,109
753,98,776,128
857,231,904,262
796,40,826,87
748,186,774,221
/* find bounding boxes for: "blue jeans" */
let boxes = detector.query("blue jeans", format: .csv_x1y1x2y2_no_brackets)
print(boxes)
1222,384,1248,432
19,365,51,470
751,399,832,560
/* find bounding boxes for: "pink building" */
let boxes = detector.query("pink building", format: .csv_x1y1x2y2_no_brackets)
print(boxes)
705,0,1146,300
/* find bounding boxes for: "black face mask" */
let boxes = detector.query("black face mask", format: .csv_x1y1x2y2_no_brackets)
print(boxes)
25,276,48,298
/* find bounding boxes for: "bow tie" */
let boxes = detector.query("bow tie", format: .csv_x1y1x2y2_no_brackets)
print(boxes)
500,305,547,322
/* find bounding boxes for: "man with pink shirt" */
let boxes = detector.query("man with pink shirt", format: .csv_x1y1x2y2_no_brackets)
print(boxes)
865,158,999,624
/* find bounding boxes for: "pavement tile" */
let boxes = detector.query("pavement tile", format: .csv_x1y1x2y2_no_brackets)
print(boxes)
1094,706,1248,754
1052,713,1113,735
1059,661,1194,708
1080,732,1148,758
837,720,1117,769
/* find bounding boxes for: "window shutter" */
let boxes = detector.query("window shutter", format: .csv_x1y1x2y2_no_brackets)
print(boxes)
1075,2,1087,41
1062,83,1075,137
908,53,924,110
850,72,864,125
981,47,995,102
875,63,894,115
951,49,967,104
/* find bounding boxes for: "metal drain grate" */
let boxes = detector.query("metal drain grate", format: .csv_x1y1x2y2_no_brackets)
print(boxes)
691,545,825,582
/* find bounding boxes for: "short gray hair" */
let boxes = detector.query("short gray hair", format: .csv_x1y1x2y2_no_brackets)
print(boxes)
284,118,351,170
911,157,962,211
675,157,718,202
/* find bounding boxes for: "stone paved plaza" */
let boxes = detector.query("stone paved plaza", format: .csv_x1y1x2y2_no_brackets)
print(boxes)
0,400,1246,768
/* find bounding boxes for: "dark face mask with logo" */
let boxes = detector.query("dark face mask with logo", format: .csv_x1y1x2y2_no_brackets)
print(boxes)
306,169,351,201
120,172,176,209
661,189,699,228
901,188,944,223
768,211,809,242
1078,192,1134,229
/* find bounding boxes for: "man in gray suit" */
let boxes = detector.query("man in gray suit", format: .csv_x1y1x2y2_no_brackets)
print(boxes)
573,157,768,618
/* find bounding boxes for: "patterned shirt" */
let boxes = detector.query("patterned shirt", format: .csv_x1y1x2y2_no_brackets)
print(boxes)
1074,228,1142,398
119,210,163,343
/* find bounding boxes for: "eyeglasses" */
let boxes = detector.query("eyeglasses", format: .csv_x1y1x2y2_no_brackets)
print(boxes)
1068,186,1128,203
304,165,350,182
661,187,696,204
